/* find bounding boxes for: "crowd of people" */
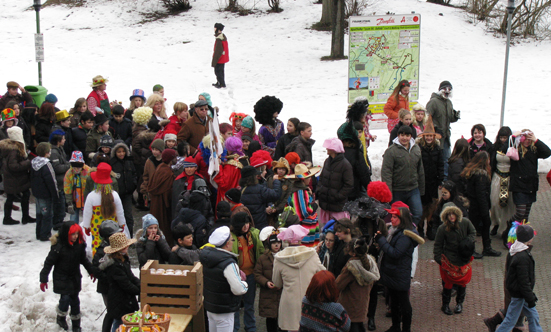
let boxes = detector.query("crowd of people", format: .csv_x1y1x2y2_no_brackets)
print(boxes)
0,74,546,332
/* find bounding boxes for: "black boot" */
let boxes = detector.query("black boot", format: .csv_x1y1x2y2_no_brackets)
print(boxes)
473,250,483,259
454,286,466,313
22,216,36,224
367,317,376,331
483,239,502,257
3,216,19,225
441,288,453,315
56,313,68,331
71,314,81,332
490,225,498,236
483,311,504,332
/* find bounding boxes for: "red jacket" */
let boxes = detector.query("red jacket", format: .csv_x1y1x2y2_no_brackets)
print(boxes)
212,33,229,67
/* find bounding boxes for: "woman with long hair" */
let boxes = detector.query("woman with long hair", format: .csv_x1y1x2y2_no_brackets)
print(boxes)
82,162,129,255
447,138,471,194
383,80,410,133
461,151,501,258
503,129,551,246
374,206,423,332
69,98,88,128
274,117,300,160
125,89,146,121
489,126,515,237
145,93,167,132
427,180,468,240
35,102,56,144
299,270,351,332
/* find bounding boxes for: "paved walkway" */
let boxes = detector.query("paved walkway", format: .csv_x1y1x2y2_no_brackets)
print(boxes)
132,174,551,331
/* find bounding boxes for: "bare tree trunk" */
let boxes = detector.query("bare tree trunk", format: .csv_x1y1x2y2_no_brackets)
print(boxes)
320,0,333,25
330,0,345,58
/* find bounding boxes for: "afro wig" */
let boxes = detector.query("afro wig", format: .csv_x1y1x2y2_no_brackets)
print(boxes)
253,95,283,127
367,181,392,203
347,96,370,122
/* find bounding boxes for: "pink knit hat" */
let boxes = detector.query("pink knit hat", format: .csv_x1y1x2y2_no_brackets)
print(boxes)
277,225,309,244
322,137,344,153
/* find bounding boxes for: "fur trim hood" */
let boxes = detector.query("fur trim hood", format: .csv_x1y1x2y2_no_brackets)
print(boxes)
0,139,25,158
99,255,115,271
111,142,130,158
346,255,380,286
274,246,317,268
415,136,441,147
440,203,463,224
137,129,156,143
404,229,425,245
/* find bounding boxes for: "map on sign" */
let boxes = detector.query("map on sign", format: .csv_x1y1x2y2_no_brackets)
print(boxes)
348,14,421,122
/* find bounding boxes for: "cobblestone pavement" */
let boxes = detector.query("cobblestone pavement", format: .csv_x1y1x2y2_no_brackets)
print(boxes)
132,174,551,332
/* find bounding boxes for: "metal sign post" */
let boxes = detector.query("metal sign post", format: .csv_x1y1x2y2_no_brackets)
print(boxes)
33,0,43,86
500,0,516,127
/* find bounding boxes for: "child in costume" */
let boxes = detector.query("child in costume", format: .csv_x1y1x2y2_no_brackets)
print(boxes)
63,151,90,223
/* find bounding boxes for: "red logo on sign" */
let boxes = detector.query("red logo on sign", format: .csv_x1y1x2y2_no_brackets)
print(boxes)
401,17,406,23
413,16,419,22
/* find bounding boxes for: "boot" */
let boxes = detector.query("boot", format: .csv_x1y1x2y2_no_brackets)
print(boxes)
22,215,36,224
490,225,499,236
483,311,504,332
441,288,453,315
473,250,483,259
3,216,19,225
56,309,69,331
367,317,376,331
483,239,502,257
454,286,466,313
71,314,81,332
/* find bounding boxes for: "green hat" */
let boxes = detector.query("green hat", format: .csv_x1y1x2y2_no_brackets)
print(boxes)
1,108,18,127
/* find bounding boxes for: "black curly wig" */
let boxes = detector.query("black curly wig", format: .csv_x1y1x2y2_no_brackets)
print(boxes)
254,95,283,127
347,96,370,122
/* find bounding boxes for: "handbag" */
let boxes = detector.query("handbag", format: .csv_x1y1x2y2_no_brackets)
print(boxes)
506,136,519,161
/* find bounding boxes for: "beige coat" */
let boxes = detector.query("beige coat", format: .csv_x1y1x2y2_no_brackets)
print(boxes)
272,246,325,331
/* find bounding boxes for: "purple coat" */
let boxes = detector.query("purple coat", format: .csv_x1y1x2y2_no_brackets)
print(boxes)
258,119,284,157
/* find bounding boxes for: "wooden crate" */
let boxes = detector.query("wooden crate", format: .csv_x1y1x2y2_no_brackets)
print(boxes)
141,260,203,315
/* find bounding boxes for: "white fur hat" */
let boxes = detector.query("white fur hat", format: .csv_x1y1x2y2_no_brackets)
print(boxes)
7,126,26,152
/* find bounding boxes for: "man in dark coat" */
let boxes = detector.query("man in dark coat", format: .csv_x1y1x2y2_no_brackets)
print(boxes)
177,100,211,154
0,81,33,110
212,22,229,88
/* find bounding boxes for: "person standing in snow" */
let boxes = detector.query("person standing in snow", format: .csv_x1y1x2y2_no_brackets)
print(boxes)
212,22,229,89
426,80,460,178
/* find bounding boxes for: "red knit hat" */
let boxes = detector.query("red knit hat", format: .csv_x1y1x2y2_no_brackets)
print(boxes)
285,152,301,168
250,150,273,169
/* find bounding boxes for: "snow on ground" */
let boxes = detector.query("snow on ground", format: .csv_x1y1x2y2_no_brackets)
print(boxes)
1,0,550,330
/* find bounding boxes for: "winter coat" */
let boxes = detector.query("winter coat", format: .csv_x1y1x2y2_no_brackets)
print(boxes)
388,121,417,146
101,255,140,319
147,115,163,133
212,32,229,66
384,94,409,120
329,239,350,278
168,244,200,265
172,172,204,218
468,137,494,159
71,125,90,154
177,113,212,154
285,135,315,163
381,138,425,195
50,145,70,189
135,228,172,268
171,208,210,248
230,228,265,268
336,255,380,322
509,139,551,194
109,143,137,195
377,228,419,291
141,156,162,194
464,169,491,217
316,153,354,212
258,120,284,156
51,124,76,160
35,116,54,144
85,129,110,161
92,241,109,294
272,246,325,331
39,222,96,295
418,139,444,202
299,298,351,332
448,157,467,194
505,248,537,306
165,114,184,135
274,133,298,160
433,205,476,266
109,117,133,147
31,157,58,199
241,181,282,230
213,160,242,206
426,92,459,143
0,91,33,110
0,139,31,195
254,251,282,318
342,144,371,201
131,125,155,165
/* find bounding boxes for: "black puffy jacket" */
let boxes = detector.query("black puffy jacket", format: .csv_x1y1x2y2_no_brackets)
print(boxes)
447,157,466,194
509,139,551,194
102,255,140,319
92,241,109,295
377,228,418,291
464,169,491,216
39,222,96,295
419,141,444,202
241,181,282,230
468,137,494,159
316,153,354,212
109,143,137,195
172,208,210,248
505,249,537,306
72,126,90,153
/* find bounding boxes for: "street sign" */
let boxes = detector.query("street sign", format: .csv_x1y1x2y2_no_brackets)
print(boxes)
35,33,44,62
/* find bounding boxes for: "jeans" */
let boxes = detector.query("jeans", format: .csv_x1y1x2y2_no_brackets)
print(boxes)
59,293,80,316
111,318,123,332
496,297,543,332
36,197,54,240
53,190,66,228
69,208,81,223
5,190,30,220
234,273,256,332
442,139,451,179
120,194,134,237
392,188,423,227
215,63,226,86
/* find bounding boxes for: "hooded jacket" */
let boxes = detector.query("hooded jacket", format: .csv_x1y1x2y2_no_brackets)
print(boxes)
285,135,315,163
31,157,58,199
316,153,354,212
426,92,459,144
272,246,325,331
388,121,418,146
336,255,380,322
505,245,537,306
433,204,476,266
212,32,229,67
135,228,172,268
381,137,425,195
0,139,31,195
509,139,551,194
39,222,96,295
109,142,137,195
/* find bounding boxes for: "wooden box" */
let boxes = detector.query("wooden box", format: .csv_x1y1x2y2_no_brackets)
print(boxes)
140,260,203,315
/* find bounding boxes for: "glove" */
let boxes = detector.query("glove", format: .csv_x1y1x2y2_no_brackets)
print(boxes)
90,274,96,283
40,283,48,292
67,205,75,215
374,232,383,243
528,301,536,308
85,228,91,236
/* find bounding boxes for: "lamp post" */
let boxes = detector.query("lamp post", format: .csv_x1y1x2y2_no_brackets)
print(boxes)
33,0,43,86
499,0,515,127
